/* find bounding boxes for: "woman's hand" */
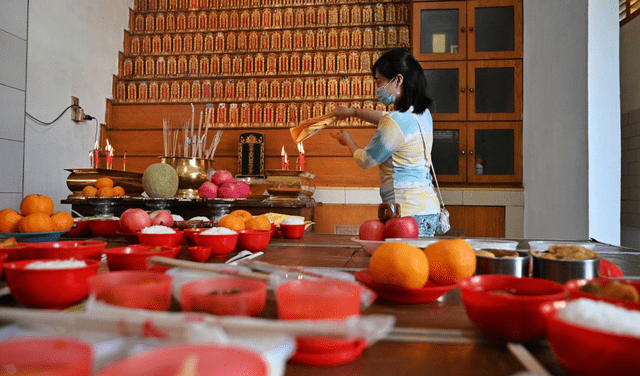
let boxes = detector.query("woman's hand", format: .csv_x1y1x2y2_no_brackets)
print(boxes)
330,129,352,146
332,106,356,120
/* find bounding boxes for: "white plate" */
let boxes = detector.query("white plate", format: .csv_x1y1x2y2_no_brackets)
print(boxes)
464,238,519,250
350,237,384,255
384,238,440,248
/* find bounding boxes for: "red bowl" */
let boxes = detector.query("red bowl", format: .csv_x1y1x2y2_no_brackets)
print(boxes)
541,299,640,376
188,246,211,262
565,278,640,307
193,232,239,258
459,274,568,344
0,244,29,261
137,230,184,246
183,228,206,246
105,244,181,272
88,271,173,311
236,229,271,252
96,344,268,376
355,269,458,304
0,252,7,277
0,337,93,376
280,224,305,239
63,220,91,237
88,219,121,237
116,231,140,243
26,240,107,261
5,259,101,309
180,277,268,316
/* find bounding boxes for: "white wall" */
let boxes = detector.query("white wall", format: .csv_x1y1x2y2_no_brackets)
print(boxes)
23,0,132,212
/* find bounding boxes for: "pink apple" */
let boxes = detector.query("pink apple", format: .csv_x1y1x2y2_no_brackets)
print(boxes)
119,208,152,233
150,210,174,227
198,181,218,198
383,216,420,239
218,181,240,198
359,219,385,241
211,170,234,186
236,181,250,198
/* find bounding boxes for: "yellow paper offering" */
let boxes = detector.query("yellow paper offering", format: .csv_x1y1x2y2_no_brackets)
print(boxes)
290,114,337,144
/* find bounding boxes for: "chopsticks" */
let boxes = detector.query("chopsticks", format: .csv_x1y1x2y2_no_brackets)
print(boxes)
507,342,553,376
149,256,270,281
383,327,482,345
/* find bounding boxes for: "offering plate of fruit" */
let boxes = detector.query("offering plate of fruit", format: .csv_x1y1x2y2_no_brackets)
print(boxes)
0,194,76,242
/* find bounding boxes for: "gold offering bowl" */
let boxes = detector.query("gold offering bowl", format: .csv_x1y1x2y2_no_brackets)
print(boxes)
265,170,316,198
65,168,144,198
161,156,215,199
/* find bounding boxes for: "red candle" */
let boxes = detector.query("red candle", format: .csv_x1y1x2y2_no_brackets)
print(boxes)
284,152,289,170
89,151,93,168
93,141,99,169
298,142,305,171
281,146,286,170
123,151,127,171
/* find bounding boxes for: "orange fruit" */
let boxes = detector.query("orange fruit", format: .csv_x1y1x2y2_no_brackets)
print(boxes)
82,186,98,197
18,212,54,233
50,212,74,231
423,239,476,285
218,214,245,231
112,186,125,197
230,210,253,223
245,215,271,231
95,178,114,189
369,242,429,289
0,209,23,233
20,194,55,216
97,187,115,197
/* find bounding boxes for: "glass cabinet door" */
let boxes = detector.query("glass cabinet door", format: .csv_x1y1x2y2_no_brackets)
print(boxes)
412,2,466,61
421,61,467,121
467,0,522,60
431,123,467,183
467,59,522,121
467,122,522,183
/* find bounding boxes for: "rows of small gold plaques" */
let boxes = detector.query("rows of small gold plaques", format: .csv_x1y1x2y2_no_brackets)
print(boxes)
135,0,399,13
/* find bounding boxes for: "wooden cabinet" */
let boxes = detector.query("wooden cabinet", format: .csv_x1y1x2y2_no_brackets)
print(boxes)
412,0,522,185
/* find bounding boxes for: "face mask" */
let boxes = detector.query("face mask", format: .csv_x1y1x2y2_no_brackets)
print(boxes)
376,77,397,106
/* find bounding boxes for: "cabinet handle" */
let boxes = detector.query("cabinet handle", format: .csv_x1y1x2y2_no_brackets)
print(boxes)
461,150,466,155
469,88,474,93
461,27,465,32
461,87,465,93
469,26,474,32
469,150,474,156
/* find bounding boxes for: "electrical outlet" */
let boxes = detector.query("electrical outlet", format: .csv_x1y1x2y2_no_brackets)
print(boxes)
71,96,83,122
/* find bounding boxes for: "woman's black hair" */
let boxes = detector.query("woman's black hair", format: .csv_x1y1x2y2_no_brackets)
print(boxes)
371,48,432,114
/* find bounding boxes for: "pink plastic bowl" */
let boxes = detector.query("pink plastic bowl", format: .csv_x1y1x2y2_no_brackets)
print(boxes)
0,243,29,261
96,344,268,376
280,224,305,239
459,274,568,344
137,230,184,246
181,277,267,316
63,220,91,237
236,229,271,252
193,232,239,257
541,299,640,376
0,252,7,277
88,270,173,311
26,240,107,261
4,259,101,309
188,246,211,262
0,337,93,376
88,219,121,237
105,244,181,272
183,228,206,246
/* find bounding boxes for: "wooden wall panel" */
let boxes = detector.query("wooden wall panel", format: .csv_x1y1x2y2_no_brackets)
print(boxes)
314,205,379,234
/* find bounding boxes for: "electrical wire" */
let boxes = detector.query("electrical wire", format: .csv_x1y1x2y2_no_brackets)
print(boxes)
25,104,79,126
93,117,100,144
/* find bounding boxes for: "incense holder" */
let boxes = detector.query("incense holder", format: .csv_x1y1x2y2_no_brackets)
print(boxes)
161,157,215,198
265,170,316,198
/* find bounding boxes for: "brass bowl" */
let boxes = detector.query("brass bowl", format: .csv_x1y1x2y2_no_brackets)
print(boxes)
161,157,215,199
65,168,143,198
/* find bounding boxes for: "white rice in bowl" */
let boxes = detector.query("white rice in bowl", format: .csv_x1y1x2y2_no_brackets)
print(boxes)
189,216,211,221
558,298,640,338
172,214,184,222
281,217,304,225
25,259,88,270
201,227,237,235
141,225,176,234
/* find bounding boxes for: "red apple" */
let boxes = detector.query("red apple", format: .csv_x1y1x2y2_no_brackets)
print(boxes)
198,181,218,198
383,216,420,239
150,210,174,227
236,181,250,198
218,182,240,198
119,208,152,233
211,170,234,186
359,219,385,241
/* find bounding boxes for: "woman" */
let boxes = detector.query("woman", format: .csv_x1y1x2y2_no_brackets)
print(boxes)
330,48,441,236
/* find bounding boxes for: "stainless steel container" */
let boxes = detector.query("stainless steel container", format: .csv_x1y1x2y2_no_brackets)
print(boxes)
475,250,531,278
531,253,599,284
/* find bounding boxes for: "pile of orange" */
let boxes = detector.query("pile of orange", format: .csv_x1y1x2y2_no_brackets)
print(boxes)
217,210,272,232
82,177,125,198
0,194,75,233
369,238,476,289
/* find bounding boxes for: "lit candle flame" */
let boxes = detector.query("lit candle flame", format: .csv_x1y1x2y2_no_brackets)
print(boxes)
297,142,304,153
284,152,288,163
281,145,285,156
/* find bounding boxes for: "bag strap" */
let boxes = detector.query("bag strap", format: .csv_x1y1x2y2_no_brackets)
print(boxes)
412,113,446,209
